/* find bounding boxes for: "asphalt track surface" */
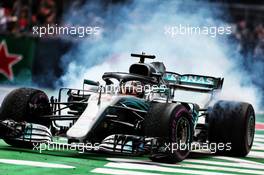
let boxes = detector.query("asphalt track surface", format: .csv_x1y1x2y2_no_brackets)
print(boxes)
0,87,264,175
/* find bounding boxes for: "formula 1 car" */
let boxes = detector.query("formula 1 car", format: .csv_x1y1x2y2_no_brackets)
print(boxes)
0,53,255,163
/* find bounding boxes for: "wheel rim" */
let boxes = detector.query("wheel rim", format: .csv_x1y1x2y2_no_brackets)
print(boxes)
175,117,190,147
247,115,255,147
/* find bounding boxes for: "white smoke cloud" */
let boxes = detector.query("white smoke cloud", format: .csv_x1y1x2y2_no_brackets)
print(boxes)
59,0,260,109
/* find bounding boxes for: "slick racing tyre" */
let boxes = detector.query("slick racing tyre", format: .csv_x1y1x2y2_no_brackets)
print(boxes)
0,88,52,147
145,103,193,163
208,100,255,156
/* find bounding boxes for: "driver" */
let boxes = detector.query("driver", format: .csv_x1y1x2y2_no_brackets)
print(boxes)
118,80,150,111
120,80,145,98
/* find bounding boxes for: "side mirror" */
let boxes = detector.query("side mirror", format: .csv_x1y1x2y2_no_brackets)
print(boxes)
83,79,99,86
104,78,113,85
151,72,162,83
151,72,162,77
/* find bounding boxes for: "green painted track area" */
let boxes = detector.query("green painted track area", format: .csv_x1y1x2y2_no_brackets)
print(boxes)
0,115,264,175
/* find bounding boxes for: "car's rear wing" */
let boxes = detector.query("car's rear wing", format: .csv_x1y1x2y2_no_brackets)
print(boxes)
164,72,224,93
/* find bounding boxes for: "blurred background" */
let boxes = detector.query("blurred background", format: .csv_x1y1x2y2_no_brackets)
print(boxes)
0,0,263,108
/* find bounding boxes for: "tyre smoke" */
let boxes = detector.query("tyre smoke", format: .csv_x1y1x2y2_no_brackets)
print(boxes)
59,0,262,110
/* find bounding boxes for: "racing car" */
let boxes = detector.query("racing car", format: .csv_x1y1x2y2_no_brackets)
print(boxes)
0,53,255,163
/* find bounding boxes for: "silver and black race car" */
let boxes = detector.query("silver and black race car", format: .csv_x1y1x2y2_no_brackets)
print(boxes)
0,53,255,163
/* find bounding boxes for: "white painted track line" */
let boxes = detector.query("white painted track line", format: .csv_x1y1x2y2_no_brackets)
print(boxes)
184,159,264,170
0,159,75,169
105,162,238,175
104,157,264,175
253,142,264,147
254,138,264,143
178,163,264,174
91,168,164,175
214,156,264,165
255,134,264,139
252,146,264,151
248,151,264,159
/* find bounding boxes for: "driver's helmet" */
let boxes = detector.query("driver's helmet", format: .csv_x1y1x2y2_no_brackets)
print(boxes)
120,80,145,98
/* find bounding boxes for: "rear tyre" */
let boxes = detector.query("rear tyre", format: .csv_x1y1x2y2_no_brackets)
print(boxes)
145,103,193,163
208,100,255,156
0,88,51,147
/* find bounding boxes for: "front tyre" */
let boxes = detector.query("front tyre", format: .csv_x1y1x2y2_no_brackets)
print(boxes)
0,88,51,147
145,103,193,163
